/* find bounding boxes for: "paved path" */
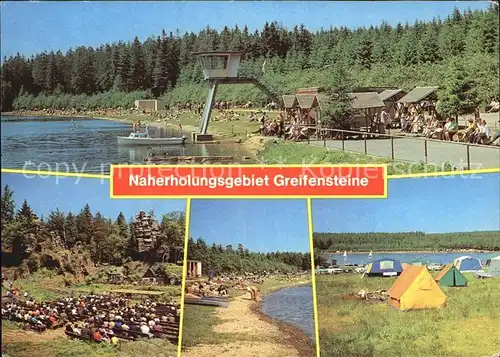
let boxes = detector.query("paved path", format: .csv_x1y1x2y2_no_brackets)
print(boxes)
310,137,500,170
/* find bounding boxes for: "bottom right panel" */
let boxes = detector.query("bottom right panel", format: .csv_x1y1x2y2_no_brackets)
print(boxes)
311,172,500,357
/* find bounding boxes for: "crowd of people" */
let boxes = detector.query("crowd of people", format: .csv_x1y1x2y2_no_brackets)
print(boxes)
387,102,499,145
254,111,312,141
2,293,180,344
185,271,310,300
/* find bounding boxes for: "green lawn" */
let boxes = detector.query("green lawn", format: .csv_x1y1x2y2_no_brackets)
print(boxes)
315,273,500,357
259,140,447,175
2,336,177,357
180,304,222,347
3,269,181,302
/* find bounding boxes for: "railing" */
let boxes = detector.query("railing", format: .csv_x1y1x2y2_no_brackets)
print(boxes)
298,126,500,170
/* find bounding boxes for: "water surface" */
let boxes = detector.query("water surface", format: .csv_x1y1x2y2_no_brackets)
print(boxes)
1,116,251,173
325,252,497,266
261,284,315,341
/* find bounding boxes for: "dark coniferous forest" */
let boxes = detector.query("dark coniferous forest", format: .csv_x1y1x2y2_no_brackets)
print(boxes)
313,231,500,251
1,7,498,111
187,237,311,275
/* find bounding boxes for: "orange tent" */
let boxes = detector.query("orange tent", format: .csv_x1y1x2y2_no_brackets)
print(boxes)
388,265,446,311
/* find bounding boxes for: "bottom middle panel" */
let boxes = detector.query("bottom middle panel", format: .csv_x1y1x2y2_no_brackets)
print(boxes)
180,199,316,357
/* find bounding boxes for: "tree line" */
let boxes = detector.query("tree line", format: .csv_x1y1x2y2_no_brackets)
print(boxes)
313,231,500,251
1,6,498,112
187,237,311,275
0,185,185,268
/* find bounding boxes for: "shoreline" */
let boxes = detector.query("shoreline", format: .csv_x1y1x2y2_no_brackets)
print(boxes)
254,280,315,357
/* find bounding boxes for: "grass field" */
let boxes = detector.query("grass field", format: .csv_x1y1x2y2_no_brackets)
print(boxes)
1,269,180,302
1,329,177,357
315,273,500,357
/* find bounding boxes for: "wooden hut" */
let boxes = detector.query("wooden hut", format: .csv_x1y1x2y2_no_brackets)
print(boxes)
187,260,202,278
295,88,321,126
398,86,438,116
282,95,298,123
141,268,160,284
379,89,407,120
349,92,386,130
107,271,125,284
134,100,166,111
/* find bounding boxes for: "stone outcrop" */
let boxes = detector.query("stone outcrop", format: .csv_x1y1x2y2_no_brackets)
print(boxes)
133,210,160,252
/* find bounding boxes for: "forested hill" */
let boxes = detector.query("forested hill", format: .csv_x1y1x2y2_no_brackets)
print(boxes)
1,185,186,267
187,237,311,275
1,6,498,111
313,231,500,251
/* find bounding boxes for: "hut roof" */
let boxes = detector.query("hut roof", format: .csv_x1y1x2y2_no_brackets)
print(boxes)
398,87,438,103
142,268,157,278
379,89,405,102
282,95,298,109
349,92,385,109
296,87,320,94
296,94,318,109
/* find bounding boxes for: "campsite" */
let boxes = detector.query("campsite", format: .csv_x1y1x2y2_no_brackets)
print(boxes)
0,177,186,357
311,173,500,357
180,200,315,357
315,267,500,357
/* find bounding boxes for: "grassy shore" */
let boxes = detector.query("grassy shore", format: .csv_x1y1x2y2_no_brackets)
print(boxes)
316,273,500,357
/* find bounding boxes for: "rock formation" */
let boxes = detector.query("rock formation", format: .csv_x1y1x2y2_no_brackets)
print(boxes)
133,210,160,252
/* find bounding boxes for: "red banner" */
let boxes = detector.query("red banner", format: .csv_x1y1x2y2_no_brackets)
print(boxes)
110,165,387,198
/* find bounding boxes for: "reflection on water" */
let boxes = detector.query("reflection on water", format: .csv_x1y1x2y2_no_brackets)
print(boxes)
261,284,315,340
1,116,251,173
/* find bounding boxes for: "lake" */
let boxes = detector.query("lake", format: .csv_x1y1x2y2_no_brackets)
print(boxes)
261,284,315,341
1,116,251,174
325,252,498,266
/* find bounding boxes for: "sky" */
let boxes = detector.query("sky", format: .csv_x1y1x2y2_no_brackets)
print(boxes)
1,173,186,220
313,173,500,234
189,199,310,253
1,1,492,59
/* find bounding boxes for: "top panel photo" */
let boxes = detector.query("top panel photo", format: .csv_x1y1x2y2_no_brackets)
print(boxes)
1,1,499,175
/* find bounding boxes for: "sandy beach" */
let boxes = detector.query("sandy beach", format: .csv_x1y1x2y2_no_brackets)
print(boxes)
181,292,314,357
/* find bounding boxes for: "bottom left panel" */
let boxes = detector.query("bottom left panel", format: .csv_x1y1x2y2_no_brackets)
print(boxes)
1,173,186,357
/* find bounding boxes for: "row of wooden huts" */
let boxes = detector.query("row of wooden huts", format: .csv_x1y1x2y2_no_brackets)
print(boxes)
282,86,440,129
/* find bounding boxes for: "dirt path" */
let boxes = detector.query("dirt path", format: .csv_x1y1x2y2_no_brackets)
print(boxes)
181,295,302,357
2,327,64,345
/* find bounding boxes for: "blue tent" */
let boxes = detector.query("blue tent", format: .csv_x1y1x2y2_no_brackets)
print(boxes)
453,256,482,272
364,258,403,277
